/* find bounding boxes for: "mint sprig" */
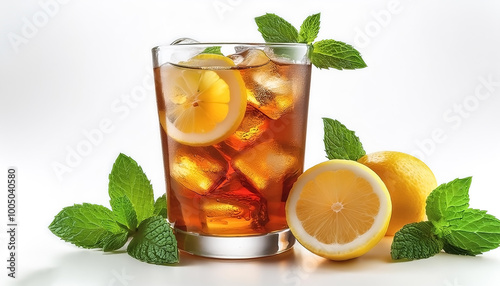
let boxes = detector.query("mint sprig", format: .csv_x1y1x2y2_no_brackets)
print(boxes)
49,153,178,265
391,177,500,260
255,13,367,70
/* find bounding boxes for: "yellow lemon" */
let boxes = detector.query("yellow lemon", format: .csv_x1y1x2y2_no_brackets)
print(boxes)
286,160,392,260
358,151,437,236
159,54,247,146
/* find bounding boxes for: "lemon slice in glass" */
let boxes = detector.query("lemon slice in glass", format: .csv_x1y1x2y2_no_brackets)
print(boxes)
159,54,247,146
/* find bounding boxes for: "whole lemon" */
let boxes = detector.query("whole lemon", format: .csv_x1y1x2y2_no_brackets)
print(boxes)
357,151,437,236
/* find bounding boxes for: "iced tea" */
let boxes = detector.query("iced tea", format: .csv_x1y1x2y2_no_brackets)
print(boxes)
153,43,311,256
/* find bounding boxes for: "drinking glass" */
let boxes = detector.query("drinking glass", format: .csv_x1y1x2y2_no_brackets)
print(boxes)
152,42,312,258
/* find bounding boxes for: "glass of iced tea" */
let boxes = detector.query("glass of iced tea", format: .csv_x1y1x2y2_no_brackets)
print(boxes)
152,42,311,258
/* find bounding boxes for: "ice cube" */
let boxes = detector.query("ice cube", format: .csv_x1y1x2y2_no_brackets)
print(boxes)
200,173,269,234
228,48,270,68
243,61,294,120
228,48,294,119
231,140,302,202
223,106,270,151
170,145,228,195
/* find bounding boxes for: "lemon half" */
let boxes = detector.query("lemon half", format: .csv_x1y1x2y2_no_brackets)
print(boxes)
286,160,392,260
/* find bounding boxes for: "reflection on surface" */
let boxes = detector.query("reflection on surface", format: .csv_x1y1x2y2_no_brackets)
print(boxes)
11,237,500,286
13,245,300,286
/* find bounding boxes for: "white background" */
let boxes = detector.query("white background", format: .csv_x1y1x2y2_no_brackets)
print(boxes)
1,0,500,285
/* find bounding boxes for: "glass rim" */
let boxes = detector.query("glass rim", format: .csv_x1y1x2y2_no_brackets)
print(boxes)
152,42,311,69
152,42,310,51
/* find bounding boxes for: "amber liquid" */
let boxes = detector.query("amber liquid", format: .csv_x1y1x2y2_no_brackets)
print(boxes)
154,58,311,236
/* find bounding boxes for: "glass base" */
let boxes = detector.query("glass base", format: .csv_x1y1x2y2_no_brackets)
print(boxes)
175,228,295,259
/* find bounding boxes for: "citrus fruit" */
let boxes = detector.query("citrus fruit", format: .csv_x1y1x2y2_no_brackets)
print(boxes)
357,151,437,236
286,159,392,260
159,54,247,146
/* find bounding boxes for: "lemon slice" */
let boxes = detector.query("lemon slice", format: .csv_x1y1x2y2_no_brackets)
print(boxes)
286,160,392,260
159,54,247,146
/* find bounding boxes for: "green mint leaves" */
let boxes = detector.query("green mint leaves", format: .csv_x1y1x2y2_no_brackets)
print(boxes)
391,177,500,260
322,117,366,161
255,13,367,70
49,153,178,265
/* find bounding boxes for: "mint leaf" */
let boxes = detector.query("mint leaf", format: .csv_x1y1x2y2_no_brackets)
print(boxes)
102,231,129,252
127,216,179,265
391,221,443,260
298,13,320,44
110,196,138,231
426,177,471,224
49,203,126,249
255,13,298,43
443,208,500,255
153,194,167,219
310,39,367,70
323,117,365,161
202,46,223,55
109,153,154,224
